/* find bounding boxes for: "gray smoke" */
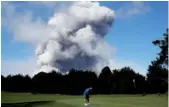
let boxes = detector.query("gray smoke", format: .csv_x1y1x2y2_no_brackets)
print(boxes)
2,1,148,76
35,1,115,73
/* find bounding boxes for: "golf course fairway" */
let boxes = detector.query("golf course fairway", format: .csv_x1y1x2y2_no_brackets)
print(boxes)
1,91,168,107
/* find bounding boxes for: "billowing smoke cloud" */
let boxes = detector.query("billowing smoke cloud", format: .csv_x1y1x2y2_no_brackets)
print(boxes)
2,1,115,75
35,1,115,73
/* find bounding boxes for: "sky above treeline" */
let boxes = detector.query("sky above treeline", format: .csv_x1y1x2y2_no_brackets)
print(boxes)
1,1,168,77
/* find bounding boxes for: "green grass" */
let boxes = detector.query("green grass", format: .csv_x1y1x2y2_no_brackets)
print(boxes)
1,91,168,107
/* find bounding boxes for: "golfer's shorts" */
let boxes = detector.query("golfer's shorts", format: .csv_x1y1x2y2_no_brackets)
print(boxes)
85,94,89,99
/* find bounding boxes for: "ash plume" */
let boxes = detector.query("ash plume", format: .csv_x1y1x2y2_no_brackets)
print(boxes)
35,1,115,73
2,1,115,75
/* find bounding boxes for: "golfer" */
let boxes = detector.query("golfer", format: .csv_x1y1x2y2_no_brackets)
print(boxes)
83,87,93,106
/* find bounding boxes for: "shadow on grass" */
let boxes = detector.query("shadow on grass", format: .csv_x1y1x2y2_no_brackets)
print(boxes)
1,101,54,107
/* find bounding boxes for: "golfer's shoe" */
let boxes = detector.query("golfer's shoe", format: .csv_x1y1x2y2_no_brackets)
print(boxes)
84,103,88,106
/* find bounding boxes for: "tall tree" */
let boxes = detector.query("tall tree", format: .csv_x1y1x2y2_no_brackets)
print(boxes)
147,29,168,93
97,66,113,94
116,67,136,94
152,29,168,67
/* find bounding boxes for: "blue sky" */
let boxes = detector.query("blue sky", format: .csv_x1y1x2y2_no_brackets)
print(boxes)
103,1,168,70
1,1,168,76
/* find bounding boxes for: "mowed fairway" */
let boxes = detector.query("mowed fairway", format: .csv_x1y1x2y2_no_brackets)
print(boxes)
1,91,168,107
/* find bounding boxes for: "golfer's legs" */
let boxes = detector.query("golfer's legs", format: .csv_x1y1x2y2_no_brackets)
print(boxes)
87,98,89,103
84,95,87,103
86,95,89,103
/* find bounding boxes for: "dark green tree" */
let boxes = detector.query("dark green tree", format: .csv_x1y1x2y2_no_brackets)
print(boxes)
116,67,136,94
97,66,113,94
152,29,168,68
147,29,168,93
134,73,146,94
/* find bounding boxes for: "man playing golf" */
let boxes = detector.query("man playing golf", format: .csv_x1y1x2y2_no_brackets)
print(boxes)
83,87,93,106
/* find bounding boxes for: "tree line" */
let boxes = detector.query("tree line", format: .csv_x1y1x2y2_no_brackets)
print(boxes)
1,29,168,95
1,66,167,95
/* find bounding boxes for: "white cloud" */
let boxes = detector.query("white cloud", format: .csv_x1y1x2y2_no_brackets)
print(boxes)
1,58,147,77
32,1,59,8
2,2,60,48
1,1,148,76
115,1,150,19
29,1,73,9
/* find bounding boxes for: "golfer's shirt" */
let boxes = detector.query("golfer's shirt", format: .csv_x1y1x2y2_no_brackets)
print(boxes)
83,88,90,96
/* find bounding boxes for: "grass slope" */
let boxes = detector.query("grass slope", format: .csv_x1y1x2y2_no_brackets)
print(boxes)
1,91,168,107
